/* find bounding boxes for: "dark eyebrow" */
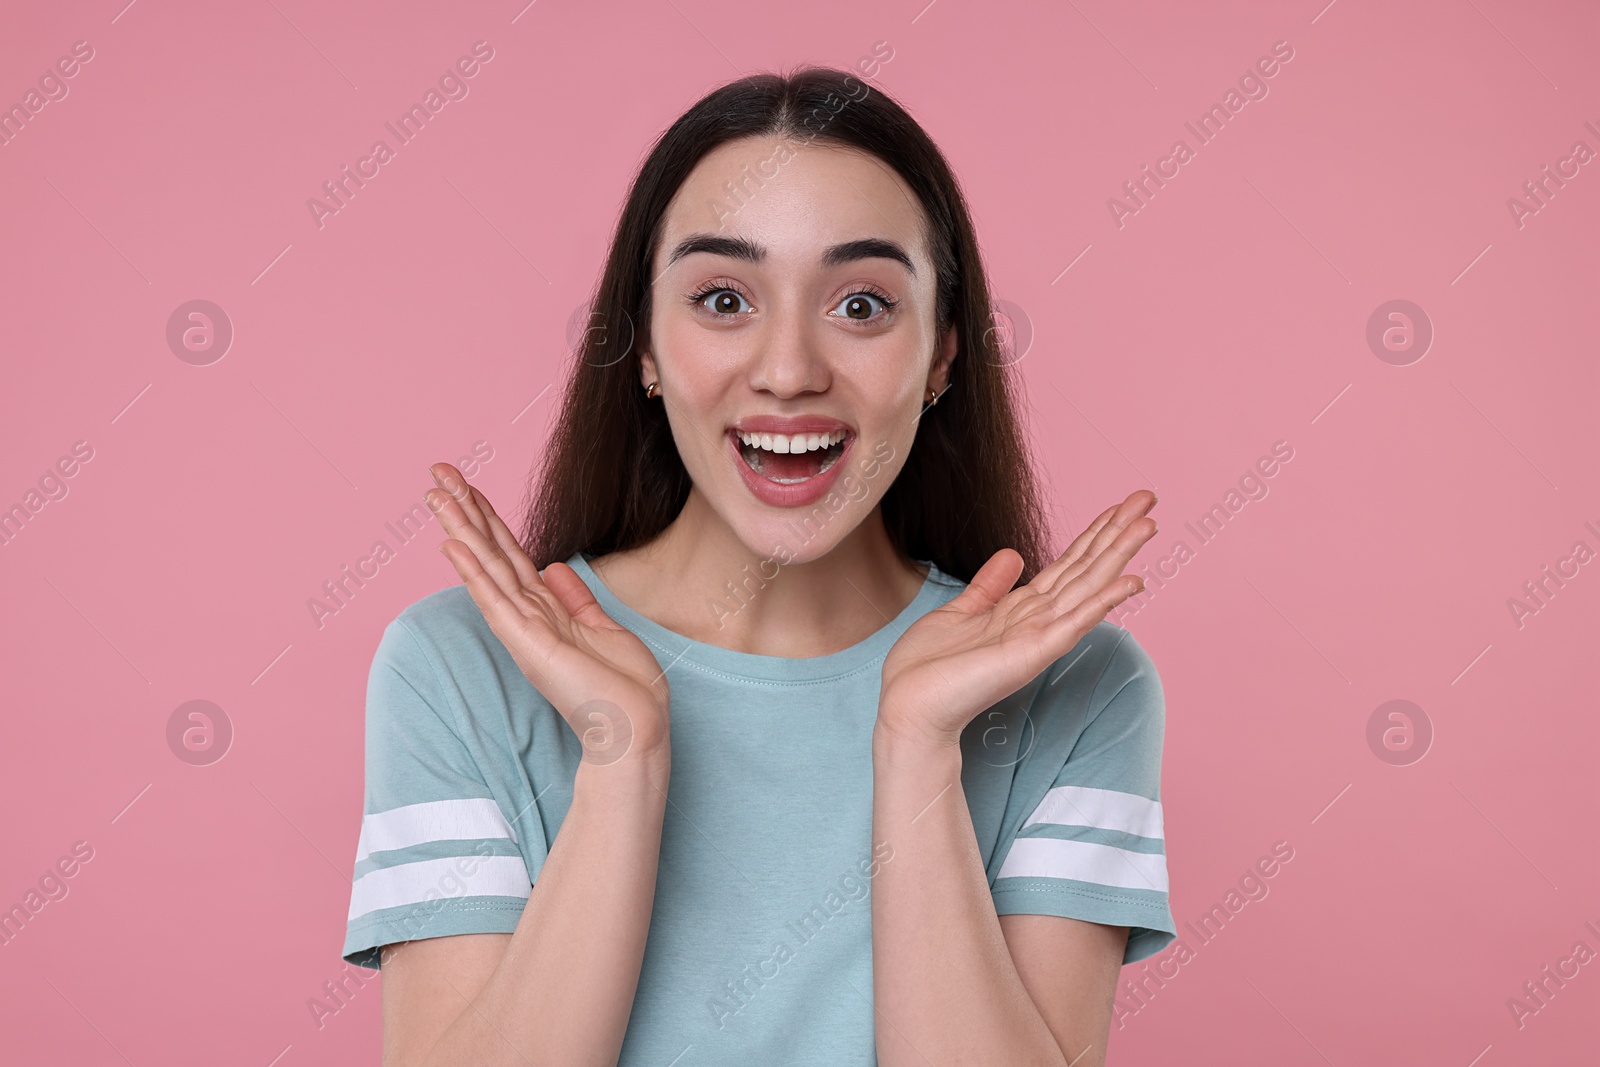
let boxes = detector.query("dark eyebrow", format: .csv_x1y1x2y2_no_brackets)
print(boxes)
663,233,916,276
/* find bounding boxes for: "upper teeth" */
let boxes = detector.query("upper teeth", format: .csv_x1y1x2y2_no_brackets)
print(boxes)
736,430,847,454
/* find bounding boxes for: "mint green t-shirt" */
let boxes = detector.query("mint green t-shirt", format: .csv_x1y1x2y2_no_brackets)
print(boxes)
343,553,1175,1063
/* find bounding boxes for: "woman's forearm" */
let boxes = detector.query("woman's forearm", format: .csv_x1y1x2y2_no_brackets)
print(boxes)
416,746,671,1067
869,722,1071,1067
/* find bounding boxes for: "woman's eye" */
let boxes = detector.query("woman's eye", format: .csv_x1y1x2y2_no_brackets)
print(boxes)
829,291,896,321
697,289,750,315
691,287,896,320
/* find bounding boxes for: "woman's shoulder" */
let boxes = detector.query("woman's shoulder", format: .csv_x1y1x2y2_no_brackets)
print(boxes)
1071,619,1160,679
370,584,510,686
389,582,483,631
1029,619,1164,725
366,584,560,741
378,584,490,649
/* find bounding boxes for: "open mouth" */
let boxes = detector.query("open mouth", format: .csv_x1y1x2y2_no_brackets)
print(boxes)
734,428,851,484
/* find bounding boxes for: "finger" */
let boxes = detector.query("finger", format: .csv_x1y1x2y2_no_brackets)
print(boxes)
1031,503,1119,593
1048,514,1156,614
1081,490,1156,565
427,482,526,602
430,466,554,606
471,485,542,591
430,463,490,538
541,561,624,631
1042,569,1146,646
942,548,1024,616
998,565,1144,684
438,537,559,686
1039,491,1155,597
456,483,574,621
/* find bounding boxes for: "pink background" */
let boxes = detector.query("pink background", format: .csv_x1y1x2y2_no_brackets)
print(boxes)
2,0,1596,1063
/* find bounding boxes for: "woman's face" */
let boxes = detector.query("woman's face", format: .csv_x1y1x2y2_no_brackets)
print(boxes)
641,135,956,566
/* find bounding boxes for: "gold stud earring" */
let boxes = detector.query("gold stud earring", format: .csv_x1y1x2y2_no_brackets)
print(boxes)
927,386,939,406
644,381,659,399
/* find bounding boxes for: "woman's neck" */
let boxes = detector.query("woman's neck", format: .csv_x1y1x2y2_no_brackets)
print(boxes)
586,489,929,658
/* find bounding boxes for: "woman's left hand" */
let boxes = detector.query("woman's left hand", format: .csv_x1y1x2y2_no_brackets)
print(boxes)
876,490,1158,749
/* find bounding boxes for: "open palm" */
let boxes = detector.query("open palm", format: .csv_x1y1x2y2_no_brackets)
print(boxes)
877,490,1158,748
426,463,671,762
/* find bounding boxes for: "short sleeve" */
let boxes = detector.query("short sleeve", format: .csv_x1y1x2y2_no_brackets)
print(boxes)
990,627,1177,964
342,616,532,969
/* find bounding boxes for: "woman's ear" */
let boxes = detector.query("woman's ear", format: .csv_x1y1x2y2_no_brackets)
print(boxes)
927,324,958,394
638,349,658,389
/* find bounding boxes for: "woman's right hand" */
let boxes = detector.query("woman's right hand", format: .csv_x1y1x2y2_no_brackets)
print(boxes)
425,462,670,766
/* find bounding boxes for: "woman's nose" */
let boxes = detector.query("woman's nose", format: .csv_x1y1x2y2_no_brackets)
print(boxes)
747,305,832,398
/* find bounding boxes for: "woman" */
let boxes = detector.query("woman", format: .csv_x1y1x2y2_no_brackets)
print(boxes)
343,66,1174,1066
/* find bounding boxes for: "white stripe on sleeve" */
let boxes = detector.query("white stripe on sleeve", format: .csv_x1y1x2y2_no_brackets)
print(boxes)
996,837,1169,893
348,855,532,922
355,798,519,865
1021,785,1164,841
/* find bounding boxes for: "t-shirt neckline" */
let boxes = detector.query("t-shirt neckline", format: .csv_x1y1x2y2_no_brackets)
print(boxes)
564,552,958,684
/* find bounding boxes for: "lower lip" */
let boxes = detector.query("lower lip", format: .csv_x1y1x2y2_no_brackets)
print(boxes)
729,431,854,508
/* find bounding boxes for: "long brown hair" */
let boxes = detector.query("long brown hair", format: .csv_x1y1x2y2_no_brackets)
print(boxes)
519,65,1049,584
